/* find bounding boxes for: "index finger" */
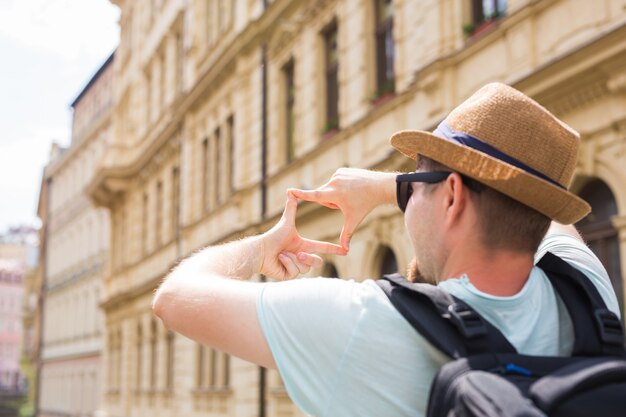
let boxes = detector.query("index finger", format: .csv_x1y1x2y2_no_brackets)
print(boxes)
300,238,347,256
288,189,339,209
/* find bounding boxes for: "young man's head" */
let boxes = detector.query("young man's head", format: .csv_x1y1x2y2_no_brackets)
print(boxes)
390,83,590,283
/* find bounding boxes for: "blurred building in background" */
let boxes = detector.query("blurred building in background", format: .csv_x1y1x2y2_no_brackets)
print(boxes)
36,53,114,417
0,225,37,415
35,0,626,416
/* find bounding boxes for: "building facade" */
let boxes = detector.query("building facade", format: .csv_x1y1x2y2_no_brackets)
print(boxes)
0,260,25,392
0,226,37,415
37,54,114,417
84,0,626,416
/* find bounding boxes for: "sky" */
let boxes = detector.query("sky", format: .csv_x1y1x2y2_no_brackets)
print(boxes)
0,0,120,234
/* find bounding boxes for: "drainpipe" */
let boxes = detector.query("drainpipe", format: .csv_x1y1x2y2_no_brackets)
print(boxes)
259,41,269,417
259,0,269,413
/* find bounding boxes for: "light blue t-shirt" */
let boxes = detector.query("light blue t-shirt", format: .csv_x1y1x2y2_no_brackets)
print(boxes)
257,234,621,417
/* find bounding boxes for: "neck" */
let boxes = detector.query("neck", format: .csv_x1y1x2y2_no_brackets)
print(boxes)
439,247,535,296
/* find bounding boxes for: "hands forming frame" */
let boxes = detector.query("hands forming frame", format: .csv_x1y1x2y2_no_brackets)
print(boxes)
152,168,397,368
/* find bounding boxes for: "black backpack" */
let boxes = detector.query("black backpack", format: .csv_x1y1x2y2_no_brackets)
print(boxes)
376,252,626,417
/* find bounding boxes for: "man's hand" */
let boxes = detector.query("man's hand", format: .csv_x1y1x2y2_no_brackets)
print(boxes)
288,168,397,250
153,193,348,369
258,193,347,280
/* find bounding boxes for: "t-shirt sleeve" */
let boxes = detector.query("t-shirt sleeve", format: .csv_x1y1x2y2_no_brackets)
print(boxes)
256,277,367,416
535,232,621,317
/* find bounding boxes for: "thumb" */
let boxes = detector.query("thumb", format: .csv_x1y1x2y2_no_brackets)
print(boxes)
281,193,298,225
339,221,355,251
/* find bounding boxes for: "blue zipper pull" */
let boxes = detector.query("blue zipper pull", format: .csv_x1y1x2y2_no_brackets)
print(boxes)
504,363,532,376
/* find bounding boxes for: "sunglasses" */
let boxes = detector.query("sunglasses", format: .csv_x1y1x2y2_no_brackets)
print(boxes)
396,172,452,212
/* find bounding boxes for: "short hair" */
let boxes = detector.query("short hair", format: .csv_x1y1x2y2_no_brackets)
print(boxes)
416,156,551,253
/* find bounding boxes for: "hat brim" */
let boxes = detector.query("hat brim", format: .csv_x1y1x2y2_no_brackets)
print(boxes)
390,130,591,224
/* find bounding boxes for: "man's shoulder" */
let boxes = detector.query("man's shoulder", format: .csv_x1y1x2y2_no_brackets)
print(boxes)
536,232,620,317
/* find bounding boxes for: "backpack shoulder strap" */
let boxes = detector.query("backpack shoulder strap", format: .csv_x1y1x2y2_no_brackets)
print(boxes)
537,252,625,357
377,274,516,359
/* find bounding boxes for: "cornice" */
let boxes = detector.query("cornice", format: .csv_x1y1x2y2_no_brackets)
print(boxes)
45,106,113,180
514,20,626,106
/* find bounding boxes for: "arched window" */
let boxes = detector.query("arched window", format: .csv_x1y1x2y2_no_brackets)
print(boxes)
379,246,398,278
321,263,339,279
577,179,623,312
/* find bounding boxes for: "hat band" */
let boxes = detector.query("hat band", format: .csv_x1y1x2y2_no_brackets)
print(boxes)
433,121,565,190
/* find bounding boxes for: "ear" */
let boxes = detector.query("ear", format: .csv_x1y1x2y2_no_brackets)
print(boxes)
441,173,468,228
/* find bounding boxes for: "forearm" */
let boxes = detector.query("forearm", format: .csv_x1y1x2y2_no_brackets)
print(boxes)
152,235,264,337
168,235,264,283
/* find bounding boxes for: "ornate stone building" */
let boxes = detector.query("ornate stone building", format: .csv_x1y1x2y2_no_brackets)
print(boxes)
85,0,626,416
37,53,114,417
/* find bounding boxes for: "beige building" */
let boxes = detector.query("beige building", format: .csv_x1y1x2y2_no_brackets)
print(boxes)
84,0,626,416
37,53,114,417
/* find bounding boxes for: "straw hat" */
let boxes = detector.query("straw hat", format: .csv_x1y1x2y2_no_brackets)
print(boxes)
390,83,590,224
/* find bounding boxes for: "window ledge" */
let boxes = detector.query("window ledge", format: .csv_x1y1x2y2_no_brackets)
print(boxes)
370,91,395,108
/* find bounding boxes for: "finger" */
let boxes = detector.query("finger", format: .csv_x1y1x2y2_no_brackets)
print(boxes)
288,188,321,201
296,252,324,268
283,252,310,274
340,221,355,251
278,252,301,278
279,252,310,276
280,193,298,225
288,189,340,210
301,238,347,256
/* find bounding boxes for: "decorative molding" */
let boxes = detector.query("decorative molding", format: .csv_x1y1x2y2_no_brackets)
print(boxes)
545,79,609,116
608,72,626,94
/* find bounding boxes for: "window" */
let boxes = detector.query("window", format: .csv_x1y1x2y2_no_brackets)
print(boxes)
196,345,230,390
379,246,398,278
374,0,395,97
202,138,210,212
136,324,143,390
214,127,222,204
171,166,180,239
283,60,296,162
196,344,206,387
176,30,183,94
227,115,235,194
150,320,158,388
145,72,152,124
156,181,163,246
209,349,217,386
165,331,175,389
577,179,624,313
120,206,128,267
323,22,339,132
470,0,507,26
142,192,149,255
116,329,122,389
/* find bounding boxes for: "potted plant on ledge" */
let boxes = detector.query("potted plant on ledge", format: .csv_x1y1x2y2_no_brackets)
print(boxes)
369,80,395,107
320,119,339,140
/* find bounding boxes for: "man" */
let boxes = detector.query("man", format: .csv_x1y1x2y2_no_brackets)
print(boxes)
153,83,620,416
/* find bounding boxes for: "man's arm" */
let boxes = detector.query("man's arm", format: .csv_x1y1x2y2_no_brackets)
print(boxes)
152,194,346,369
